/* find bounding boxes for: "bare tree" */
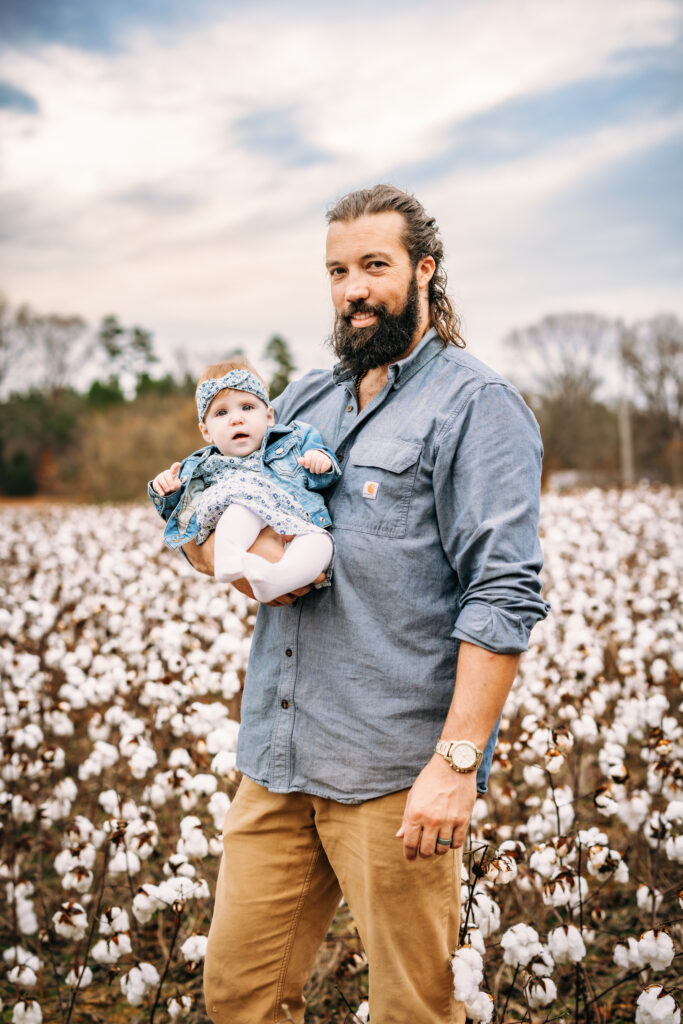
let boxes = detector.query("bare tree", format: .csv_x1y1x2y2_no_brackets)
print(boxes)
620,314,683,483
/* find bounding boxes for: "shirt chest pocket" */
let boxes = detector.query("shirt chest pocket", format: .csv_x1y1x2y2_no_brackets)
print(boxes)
329,438,422,538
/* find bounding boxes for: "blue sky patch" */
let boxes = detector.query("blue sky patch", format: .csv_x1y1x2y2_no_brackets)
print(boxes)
0,81,39,114
235,106,330,168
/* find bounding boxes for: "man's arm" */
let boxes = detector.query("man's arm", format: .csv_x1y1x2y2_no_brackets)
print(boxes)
397,641,519,861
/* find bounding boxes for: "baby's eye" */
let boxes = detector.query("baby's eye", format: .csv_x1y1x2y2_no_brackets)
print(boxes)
242,403,254,411
216,409,227,416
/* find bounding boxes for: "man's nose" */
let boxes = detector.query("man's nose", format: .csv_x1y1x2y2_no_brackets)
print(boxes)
344,271,370,304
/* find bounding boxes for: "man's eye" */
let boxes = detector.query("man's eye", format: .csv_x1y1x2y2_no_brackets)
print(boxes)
329,267,346,277
368,261,387,270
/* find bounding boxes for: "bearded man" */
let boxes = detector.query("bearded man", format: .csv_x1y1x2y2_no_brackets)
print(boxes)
190,185,549,1024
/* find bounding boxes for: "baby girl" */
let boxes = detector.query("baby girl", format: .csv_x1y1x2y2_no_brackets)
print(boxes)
149,361,339,602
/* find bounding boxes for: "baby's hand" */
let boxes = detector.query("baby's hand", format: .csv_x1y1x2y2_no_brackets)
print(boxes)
298,450,333,474
152,461,182,495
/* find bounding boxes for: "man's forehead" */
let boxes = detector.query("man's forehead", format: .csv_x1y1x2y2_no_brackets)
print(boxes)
325,211,407,263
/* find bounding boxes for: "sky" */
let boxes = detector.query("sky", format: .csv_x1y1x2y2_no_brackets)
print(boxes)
1,0,682,386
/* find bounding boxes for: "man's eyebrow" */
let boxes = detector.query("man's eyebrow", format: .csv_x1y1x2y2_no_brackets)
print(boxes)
325,250,393,268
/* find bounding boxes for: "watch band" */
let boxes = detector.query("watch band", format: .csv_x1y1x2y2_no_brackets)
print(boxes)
435,739,483,773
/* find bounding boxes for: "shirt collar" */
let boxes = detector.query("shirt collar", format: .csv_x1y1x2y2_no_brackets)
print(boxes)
332,327,442,388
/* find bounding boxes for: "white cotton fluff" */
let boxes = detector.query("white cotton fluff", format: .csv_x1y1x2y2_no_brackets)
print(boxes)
99,906,130,935
11,1001,43,1024
52,903,88,941
180,934,208,963
637,886,663,913
638,931,675,971
464,990,494,1022
665,836,683,863
8,966,38,987
501,924,543,967
614,937,645,970
65,966,93,989
168,995,193,1019
635,986,681,1024
526,977,558,1008
120,963,160,1007
467,892,501,938
548,925,586,964
451,946,484,1002
208,791,230,831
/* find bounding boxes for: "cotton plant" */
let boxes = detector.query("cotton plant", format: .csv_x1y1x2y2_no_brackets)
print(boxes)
1,490,682,1020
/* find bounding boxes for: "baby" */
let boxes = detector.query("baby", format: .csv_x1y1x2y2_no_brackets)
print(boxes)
149,361,339,603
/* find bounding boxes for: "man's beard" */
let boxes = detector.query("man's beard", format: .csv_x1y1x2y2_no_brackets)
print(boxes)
328,273,420,378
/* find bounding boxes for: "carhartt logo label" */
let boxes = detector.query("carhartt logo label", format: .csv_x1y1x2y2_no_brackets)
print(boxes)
363,481,379,499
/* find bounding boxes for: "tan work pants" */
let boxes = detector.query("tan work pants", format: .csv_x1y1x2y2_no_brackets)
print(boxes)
204,777,464,1024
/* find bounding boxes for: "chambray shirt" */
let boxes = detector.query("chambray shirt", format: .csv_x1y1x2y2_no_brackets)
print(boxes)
236,329,549,802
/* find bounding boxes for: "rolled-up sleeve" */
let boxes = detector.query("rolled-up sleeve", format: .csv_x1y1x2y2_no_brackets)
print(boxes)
433,382,550,653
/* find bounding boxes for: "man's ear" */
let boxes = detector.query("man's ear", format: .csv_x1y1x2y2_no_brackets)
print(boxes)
198,420,212,444
267,406,275,426
416,255,435,290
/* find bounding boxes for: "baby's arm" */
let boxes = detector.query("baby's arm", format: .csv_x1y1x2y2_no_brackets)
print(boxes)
152,461,182,496
292,421,341,489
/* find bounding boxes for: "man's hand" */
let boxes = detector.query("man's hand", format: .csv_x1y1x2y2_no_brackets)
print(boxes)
297,449,333,474
396,756,477,861
152,461,182,496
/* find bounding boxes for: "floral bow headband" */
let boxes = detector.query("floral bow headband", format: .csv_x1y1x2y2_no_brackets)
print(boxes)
196,369,269,422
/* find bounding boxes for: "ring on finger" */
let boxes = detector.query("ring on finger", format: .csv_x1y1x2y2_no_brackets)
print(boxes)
436,836,453,848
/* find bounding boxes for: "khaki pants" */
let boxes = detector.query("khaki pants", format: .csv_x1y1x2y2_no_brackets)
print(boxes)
204,778,464,1024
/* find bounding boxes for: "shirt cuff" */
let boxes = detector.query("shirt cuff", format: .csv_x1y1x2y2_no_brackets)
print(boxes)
451,601,530,654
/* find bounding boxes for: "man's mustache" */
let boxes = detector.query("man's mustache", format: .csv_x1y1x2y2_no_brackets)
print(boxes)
342,301,386,320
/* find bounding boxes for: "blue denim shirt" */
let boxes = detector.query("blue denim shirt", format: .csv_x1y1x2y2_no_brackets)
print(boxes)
148,420,341,548
236,330,550,802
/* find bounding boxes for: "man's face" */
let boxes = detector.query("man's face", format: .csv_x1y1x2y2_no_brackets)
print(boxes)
199,388,274,457
325,212,426,377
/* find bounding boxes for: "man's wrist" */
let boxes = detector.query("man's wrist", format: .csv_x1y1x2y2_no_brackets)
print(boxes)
434,739,483,773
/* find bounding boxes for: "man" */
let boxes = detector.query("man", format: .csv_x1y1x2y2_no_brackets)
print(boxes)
189,185,549,1023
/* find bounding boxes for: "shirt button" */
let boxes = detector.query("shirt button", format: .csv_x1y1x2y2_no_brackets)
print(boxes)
275,447,283,454
281,699,289,709
285,648,293,657
338,453,345,462
346,404,353,412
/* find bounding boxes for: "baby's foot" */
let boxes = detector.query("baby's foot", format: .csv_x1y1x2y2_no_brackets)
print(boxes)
241,553,285,603
214,544,246,582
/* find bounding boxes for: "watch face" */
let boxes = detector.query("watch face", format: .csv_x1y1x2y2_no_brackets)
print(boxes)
451,743,476,769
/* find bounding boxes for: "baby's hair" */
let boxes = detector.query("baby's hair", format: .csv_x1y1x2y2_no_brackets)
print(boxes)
196,358,269,400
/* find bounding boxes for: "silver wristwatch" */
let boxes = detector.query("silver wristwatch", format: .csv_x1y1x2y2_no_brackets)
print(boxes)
435,739,483,773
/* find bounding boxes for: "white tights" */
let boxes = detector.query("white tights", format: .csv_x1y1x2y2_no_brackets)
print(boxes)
213,504,333,603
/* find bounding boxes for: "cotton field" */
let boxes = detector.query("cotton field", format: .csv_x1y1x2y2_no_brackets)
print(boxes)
0,486,681,1024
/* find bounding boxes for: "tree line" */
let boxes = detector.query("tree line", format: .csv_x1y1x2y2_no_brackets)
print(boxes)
0,294,681,499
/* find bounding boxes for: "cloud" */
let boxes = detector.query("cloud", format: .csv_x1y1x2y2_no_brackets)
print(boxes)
0,0,680,375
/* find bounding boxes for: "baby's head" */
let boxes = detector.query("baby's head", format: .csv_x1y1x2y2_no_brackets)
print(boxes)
196,360,274,457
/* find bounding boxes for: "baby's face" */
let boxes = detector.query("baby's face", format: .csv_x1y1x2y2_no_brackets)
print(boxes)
199,388,274,457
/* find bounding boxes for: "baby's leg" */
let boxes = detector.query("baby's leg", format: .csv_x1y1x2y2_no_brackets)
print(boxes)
213,504,265,581
242,533,333,603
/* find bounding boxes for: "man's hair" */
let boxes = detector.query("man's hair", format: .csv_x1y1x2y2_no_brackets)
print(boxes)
196,358,268,390
326,184,464,348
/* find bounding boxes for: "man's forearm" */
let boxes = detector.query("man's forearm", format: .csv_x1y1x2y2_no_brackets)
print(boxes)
441,640,520,746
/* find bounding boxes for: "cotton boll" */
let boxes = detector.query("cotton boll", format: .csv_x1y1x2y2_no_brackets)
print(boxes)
8,965,38,987
464,991,494,1022
167,995,193,1019
635,985,681,1024
526,977,557,1009
11,1000,43,1024
637,886,663,914
64,965,93,989
52,903,88,941
501,924,542,967
180,934,208,964
451,946,483,1001
548,925,586,964
638,931,675,971
614,937,644,970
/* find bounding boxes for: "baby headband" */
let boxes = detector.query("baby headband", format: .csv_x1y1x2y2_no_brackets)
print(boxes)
196,369,269,422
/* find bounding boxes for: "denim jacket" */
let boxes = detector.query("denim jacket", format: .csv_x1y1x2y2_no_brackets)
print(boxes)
148,420,341,548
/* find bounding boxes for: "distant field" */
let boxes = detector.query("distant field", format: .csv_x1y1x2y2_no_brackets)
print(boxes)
0,487,681,1023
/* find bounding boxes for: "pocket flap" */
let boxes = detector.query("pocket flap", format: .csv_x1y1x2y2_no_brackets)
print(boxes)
350,438,422,474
